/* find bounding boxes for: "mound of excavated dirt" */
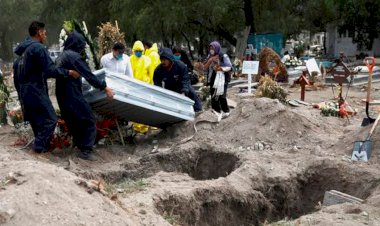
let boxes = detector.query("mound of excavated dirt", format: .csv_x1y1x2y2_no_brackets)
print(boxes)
0,159,136,226
1,95,380,226
192,98,346,153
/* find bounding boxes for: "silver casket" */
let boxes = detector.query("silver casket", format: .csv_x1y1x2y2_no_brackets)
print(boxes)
82,69,195,127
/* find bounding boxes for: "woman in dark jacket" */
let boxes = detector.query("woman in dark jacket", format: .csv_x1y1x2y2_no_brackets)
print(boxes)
203,41,232,118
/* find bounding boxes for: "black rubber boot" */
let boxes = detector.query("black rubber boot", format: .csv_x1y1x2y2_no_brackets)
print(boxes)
78,150,97,161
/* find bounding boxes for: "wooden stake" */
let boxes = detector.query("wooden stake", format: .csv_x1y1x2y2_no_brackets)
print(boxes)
115,20,119,31
115,119,125,146
295,71,310,101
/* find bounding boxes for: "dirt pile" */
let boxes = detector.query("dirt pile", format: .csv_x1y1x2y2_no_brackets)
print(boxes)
0,159,136,226
1,94,380,226
193,97,345,153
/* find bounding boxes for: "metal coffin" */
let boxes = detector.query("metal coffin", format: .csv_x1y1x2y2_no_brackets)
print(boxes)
82,69,195,127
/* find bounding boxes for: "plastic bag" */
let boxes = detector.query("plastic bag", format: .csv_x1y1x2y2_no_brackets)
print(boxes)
213,71,225,96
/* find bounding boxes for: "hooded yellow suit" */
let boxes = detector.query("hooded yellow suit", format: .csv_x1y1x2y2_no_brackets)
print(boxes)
130,41,152,84
144,43,160,81
130,41,152,134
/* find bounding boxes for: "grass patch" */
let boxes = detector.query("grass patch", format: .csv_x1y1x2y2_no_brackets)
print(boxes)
105,179,150,195
163,212,180,226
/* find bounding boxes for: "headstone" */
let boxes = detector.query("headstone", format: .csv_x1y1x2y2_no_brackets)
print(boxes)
323,190,363,206
242,61,259,75
242,61,259,94
306,58,321,75
294,71,310,101
329,61,352,84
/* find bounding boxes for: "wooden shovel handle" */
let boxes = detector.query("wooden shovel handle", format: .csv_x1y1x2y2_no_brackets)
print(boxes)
365,57,375,103
366,71,372,102
364,57,376,74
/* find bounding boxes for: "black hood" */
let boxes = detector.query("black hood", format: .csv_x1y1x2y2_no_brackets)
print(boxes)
64,31,86,53
159,48,175,62
14,37,36,56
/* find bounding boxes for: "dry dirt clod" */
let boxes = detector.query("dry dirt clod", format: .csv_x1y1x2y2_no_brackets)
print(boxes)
139,209,147,215
0,208,16,224
1,172,26,188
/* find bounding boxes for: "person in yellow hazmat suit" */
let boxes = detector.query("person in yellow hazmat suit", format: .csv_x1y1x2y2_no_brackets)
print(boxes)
143,41,160,81
130,40,151,134
131,41,151,83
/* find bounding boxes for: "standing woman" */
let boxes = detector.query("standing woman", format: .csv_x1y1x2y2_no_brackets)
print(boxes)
203,41,232,118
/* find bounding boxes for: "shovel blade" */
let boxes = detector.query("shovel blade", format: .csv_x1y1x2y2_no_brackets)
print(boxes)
352,150,368,161
351,140,372,162
361,117,375,127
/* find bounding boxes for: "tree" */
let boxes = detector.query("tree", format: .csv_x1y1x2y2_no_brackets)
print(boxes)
0,0,43,61
4,0,379,61
302,0,337,34
243,0,255,33
336,0,380,50
109,0,245,56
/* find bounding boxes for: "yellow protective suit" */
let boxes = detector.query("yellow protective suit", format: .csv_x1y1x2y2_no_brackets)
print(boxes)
145,43,161,81
130,41,152,84
130,41,152,134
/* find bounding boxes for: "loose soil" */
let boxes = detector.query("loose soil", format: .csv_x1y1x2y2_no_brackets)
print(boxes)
1,82,380,226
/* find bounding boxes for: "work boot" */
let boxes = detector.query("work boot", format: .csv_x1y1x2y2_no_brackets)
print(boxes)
33,148,49,154
78,150,97,161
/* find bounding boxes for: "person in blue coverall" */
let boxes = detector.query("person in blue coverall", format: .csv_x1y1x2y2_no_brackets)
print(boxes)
13,21,80,153
56,31,114,161
153,48,202,112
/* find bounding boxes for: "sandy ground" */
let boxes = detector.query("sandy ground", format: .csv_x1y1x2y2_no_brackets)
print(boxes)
1,81,380,226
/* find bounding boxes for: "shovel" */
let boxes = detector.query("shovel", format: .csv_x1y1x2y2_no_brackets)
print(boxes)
361,57,376,126
352,110,380,161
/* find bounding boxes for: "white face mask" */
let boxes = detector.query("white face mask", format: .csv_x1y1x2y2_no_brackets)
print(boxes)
210,50,215,55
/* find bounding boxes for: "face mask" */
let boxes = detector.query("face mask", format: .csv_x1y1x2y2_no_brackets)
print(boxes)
135,51,142,58
174,55,181,60
210,50,215,55
116,54,123,60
